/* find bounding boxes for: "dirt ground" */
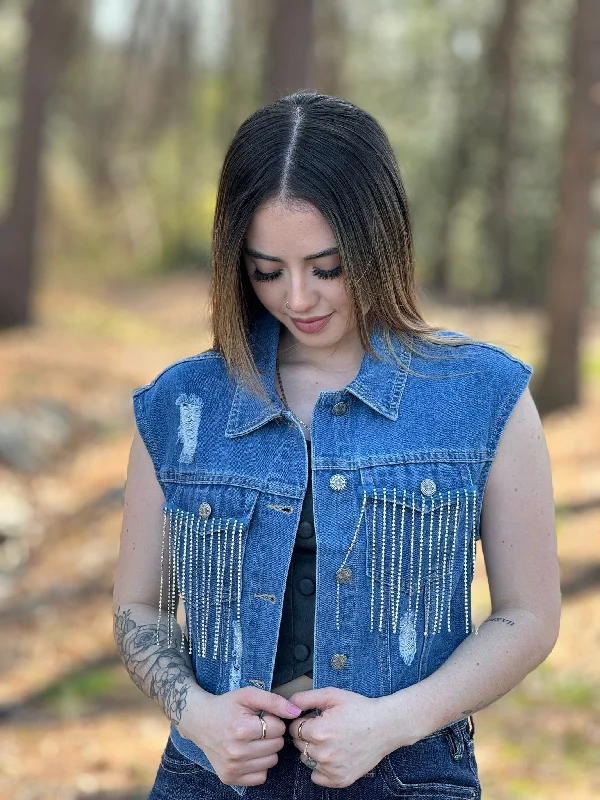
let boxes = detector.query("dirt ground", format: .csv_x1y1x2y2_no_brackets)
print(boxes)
0,273,598,800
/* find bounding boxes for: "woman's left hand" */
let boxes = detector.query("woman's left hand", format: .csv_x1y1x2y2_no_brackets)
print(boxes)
286,687,411,788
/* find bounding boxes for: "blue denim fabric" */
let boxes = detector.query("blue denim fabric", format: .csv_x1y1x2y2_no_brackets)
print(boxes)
148,718,480,799
133,307,531,796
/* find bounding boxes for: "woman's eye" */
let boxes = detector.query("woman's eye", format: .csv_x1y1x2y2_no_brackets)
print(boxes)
251,266,342,282
313,265,342,280
252,269,281,282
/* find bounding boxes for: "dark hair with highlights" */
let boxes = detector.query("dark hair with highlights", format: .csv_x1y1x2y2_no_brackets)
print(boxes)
210,91,474,401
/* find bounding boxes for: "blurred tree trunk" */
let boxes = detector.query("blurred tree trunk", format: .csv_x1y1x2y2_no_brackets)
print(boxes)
312,0,344,97
429,4,521,298
487,0,521,301
262,0,316,105
0,0,78,328
535,0,600,415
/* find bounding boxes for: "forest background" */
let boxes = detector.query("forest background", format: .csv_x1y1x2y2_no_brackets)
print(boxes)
0,0,599,798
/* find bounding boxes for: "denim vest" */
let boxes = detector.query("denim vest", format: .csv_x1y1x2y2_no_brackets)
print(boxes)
132,308,532,795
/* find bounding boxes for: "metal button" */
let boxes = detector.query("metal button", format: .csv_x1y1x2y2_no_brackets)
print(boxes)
331,653,348,670
198,502,212,519
294,644,310,661
336,567,352,584
329,474,347,492
420,479,437,497
298,577,315,595
332,401,348,416
298,520,314,539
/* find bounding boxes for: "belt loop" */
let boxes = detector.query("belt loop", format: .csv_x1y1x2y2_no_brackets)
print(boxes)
468,714,475,739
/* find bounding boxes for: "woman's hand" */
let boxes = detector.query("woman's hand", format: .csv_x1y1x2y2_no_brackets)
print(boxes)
287,687,415,789
176,686,303,787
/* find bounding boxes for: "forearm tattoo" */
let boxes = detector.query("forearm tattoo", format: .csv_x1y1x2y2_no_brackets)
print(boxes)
485,616,515,627
114,606,195,724
461,688,511,717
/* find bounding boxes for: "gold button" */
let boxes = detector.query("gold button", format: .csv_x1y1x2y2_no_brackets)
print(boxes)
198,502,212,519
336,567,352,584
331,653,348,670
329,474,347,491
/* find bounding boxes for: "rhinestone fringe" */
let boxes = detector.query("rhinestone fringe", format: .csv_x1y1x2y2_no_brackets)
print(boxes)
362,487,478,640
157,503,246,663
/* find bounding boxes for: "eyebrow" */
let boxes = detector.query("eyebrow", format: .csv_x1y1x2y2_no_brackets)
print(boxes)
243,246,339,263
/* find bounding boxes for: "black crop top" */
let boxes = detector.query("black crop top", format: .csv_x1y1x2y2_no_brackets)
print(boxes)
272,449,316,685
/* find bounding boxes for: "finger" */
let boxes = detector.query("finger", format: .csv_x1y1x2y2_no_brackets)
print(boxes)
241,688,302,719
238,752,280,773
287,688,336,711
240,737,286,760
254,711,287,739
235,770,270,787
288,711,318,741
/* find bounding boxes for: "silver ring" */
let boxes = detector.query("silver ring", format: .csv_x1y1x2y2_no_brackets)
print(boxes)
285,301,291,309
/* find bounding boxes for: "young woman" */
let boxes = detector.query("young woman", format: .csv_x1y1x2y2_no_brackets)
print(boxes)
113,92,560,799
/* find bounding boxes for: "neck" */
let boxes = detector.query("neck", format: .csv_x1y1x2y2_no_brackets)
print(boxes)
277,324,365,374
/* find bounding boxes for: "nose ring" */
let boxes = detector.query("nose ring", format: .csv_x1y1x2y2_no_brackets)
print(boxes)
285,301,291,309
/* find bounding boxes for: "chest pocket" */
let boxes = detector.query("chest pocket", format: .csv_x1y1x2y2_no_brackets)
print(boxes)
359,465,478,666
159,481,259,665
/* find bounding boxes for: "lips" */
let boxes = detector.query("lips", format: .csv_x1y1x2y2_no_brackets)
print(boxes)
290,315,330,323
289,313,333,334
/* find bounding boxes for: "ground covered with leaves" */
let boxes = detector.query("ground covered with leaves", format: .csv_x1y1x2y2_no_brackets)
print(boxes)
0,273,598,799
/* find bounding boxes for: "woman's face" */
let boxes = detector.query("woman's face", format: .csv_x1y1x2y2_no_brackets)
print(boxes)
242,199,357,350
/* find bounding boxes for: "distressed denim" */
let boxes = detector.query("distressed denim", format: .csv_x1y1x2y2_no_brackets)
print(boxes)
134,307,532,797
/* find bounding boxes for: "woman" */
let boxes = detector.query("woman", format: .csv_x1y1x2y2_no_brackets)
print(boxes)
113,92,560,799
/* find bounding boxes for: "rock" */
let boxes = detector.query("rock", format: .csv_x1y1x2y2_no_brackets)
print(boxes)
0,400,75,471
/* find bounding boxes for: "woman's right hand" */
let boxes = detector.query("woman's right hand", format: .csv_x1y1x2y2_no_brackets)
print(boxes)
176,685,303,787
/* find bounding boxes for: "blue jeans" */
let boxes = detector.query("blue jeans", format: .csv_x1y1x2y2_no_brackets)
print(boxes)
148,717,481,799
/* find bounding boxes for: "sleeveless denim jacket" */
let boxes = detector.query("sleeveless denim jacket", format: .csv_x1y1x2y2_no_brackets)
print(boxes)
132,308,532,796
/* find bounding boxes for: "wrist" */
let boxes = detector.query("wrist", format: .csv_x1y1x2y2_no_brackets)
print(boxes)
174,683,212,744
377,682,437,751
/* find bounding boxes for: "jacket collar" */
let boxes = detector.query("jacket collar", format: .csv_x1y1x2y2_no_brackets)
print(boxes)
225,308,411,438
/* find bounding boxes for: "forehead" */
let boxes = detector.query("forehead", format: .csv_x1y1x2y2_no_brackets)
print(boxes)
245,199,336,251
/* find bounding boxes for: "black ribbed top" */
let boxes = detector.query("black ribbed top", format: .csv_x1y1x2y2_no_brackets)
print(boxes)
272,449,315,685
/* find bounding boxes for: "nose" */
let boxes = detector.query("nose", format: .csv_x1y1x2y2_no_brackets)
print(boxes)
285,274,318,315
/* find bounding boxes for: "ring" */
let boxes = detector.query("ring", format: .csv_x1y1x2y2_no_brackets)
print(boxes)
258,711,267,740
303,741,318,770
297,720,308,742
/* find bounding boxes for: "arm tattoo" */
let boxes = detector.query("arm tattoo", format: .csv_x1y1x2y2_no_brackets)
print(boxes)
461,689,511,717
485,616,515,627
114,606,196,724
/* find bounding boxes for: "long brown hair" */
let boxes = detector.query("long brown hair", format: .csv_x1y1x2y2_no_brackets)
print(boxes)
210,91,475,402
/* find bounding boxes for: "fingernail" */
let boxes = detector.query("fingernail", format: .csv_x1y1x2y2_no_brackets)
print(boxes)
287,703,302,714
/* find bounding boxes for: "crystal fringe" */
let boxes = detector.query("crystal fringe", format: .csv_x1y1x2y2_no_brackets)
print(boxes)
362,487,478,641
158,504,245,663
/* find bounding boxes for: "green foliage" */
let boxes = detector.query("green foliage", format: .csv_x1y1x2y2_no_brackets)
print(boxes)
40,664,119,717
0,0,595,304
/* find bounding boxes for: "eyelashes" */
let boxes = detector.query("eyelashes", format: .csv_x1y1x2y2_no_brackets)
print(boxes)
251,265,343,283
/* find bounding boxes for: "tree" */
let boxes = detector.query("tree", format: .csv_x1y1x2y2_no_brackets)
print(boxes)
261,0,316,105
534,0,600,414
0,0,80,329
486,0,522,301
